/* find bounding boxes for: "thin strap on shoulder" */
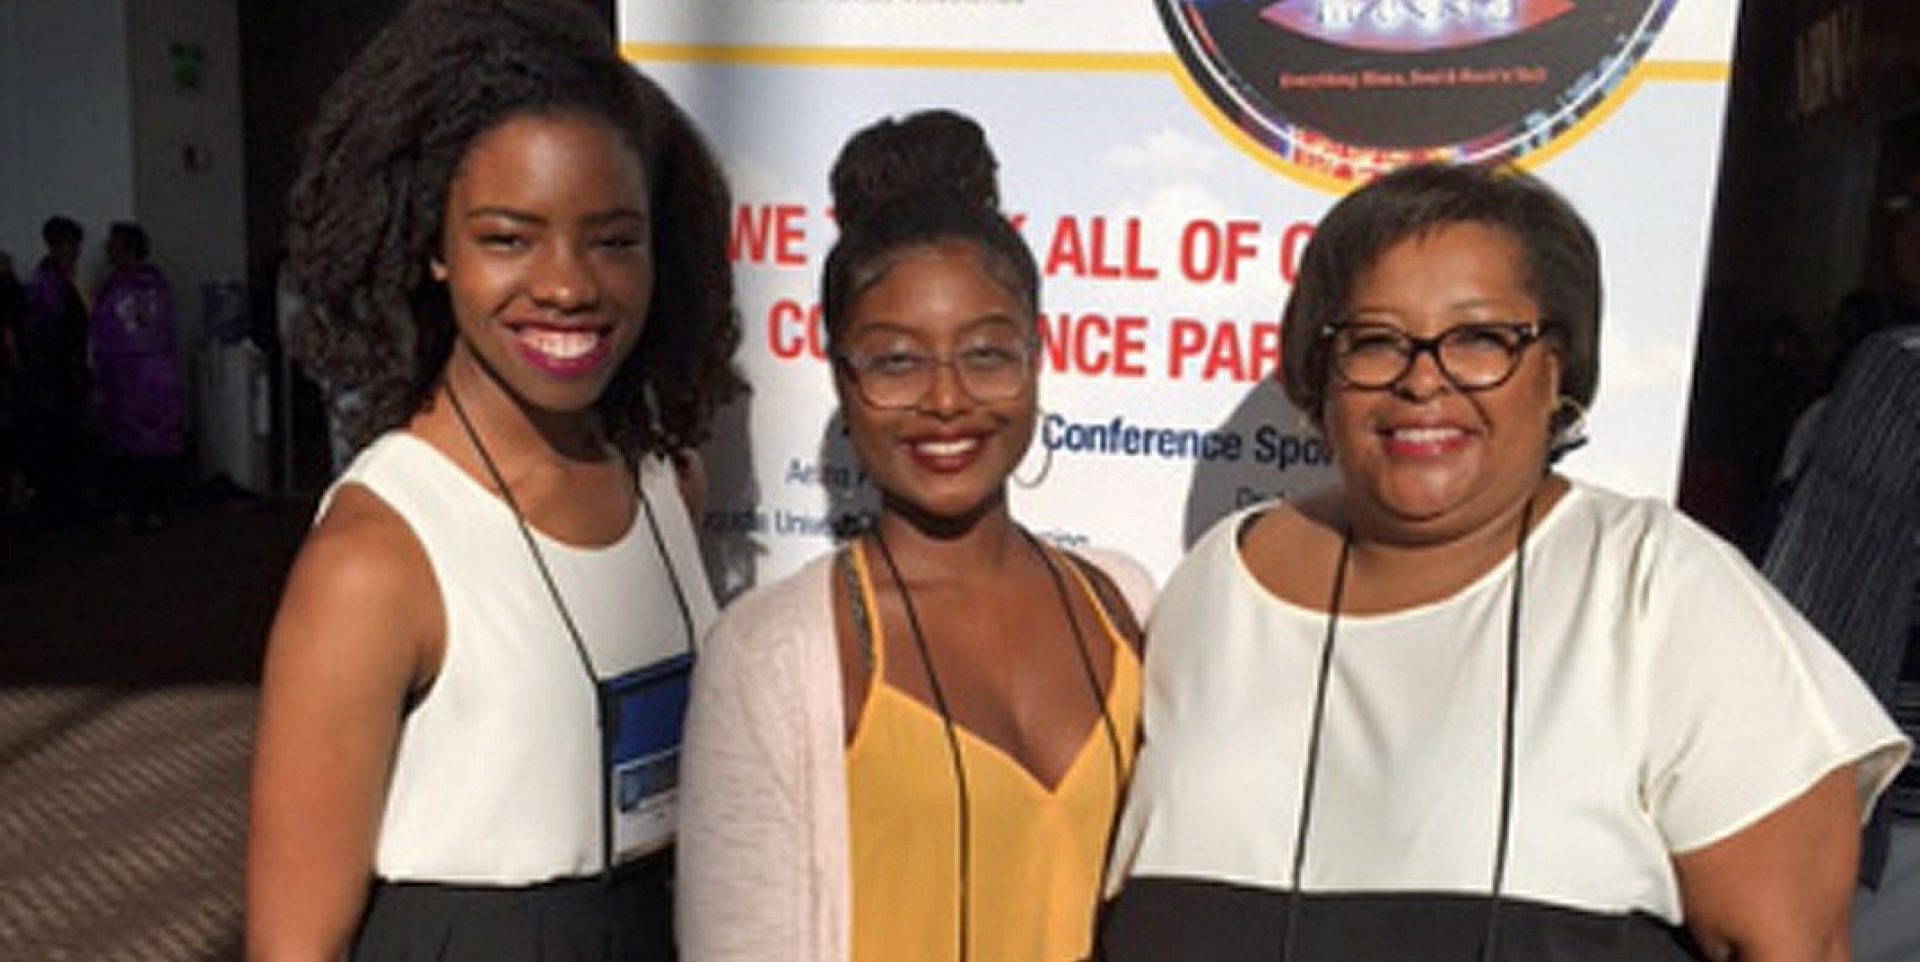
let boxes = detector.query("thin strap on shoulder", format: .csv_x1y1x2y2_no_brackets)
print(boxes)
840,543,879,675
1056,548,1135,658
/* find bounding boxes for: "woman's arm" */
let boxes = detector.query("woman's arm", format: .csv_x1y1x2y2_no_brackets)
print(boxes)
245,489,440,962
676,607,818,961
1637,514,1909,961
1673,765,1860,962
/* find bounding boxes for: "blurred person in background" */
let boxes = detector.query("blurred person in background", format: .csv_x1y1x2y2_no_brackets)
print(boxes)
0,250,23,379
90,222,184,529
21,216,90,528
0,250,26,567
1762,157,1920,962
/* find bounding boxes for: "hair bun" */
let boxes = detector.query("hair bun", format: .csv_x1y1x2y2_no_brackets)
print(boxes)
829,109,1001,230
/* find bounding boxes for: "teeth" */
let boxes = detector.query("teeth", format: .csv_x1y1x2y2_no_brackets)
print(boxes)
1392,426,1461,444
915,438,979,457
519,328,601,361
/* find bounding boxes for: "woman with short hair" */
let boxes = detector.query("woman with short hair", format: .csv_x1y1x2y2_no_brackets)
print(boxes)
1101,162,1908,962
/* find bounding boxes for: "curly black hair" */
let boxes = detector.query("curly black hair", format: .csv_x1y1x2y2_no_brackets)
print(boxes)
286,0,744,458
821,109,1039,346
108,222,150,261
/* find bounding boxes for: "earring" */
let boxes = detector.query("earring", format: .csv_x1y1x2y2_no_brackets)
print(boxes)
429,259,448,282
1550,396,1589,456
1012,432,1055,489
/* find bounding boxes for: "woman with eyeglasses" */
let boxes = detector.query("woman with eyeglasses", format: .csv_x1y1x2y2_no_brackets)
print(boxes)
1099,163,1908,961
677,109,1153,962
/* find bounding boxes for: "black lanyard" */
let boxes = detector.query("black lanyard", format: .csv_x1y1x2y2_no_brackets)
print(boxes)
866,523,1125,962
1281,496,1533,962
446,384,695,874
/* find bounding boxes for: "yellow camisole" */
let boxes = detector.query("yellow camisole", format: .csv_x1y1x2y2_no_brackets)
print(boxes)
842,541,1141,962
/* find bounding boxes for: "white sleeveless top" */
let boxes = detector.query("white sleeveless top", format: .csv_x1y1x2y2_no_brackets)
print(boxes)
321,432,718,885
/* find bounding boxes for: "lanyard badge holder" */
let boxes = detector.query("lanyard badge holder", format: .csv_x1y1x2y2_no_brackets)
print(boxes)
448,385,700,877
599,650,693,866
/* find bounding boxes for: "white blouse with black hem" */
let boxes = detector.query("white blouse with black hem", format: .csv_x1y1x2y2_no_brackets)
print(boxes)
1101,481,1909,961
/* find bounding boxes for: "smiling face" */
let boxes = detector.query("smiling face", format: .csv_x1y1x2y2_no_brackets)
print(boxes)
837,241,1038,530
436,111,652,416
1323,221,1560,545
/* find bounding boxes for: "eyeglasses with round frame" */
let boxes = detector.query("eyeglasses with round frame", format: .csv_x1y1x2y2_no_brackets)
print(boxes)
1321,320,1545,392
835,337,1039,410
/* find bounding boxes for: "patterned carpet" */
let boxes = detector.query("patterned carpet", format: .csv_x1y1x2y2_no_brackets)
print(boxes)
0,687,253,962
0,496,309,962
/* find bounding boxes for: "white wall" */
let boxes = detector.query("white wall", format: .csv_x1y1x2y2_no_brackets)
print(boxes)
0,0,244,335
0,0,253,486
0,0,136,286
126,0,247,347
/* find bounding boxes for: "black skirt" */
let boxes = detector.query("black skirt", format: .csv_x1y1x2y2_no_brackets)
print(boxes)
349,851,674,962
1099,880,1705,962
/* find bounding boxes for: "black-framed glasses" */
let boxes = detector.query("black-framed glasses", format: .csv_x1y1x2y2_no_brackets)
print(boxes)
1322,321,1544,391
835,338,1038,409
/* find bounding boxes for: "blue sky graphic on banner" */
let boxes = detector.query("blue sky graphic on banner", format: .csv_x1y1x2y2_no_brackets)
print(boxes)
619,0,1741,593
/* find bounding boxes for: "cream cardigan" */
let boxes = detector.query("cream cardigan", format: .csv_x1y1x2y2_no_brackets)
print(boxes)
676,548,1155,962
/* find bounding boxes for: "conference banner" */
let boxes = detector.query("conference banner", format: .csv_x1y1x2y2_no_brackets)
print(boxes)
619,0,1742,593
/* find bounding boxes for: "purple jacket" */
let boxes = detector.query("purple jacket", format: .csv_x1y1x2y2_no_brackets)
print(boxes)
91,263,177,358
91,263,184,457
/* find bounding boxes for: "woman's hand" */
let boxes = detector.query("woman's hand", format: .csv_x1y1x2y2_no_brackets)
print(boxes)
245,488,440,961
1673,765,1859,962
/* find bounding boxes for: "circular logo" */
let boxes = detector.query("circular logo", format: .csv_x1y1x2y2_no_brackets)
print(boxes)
1157,0,1679,184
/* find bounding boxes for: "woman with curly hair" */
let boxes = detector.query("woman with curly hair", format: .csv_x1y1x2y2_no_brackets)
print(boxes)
246,1,744,958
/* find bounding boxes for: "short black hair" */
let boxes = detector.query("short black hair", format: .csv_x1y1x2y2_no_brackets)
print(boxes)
286,0,744,458
821,109,1039,346
42,216,82,249
1281,163,1600,434
109,222,150,261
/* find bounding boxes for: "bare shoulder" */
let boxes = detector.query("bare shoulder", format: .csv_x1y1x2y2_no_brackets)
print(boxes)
1068,547,1155,616
1061,546,1153,653
248,485,443,957
291,486,437,621
266,484,443,694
